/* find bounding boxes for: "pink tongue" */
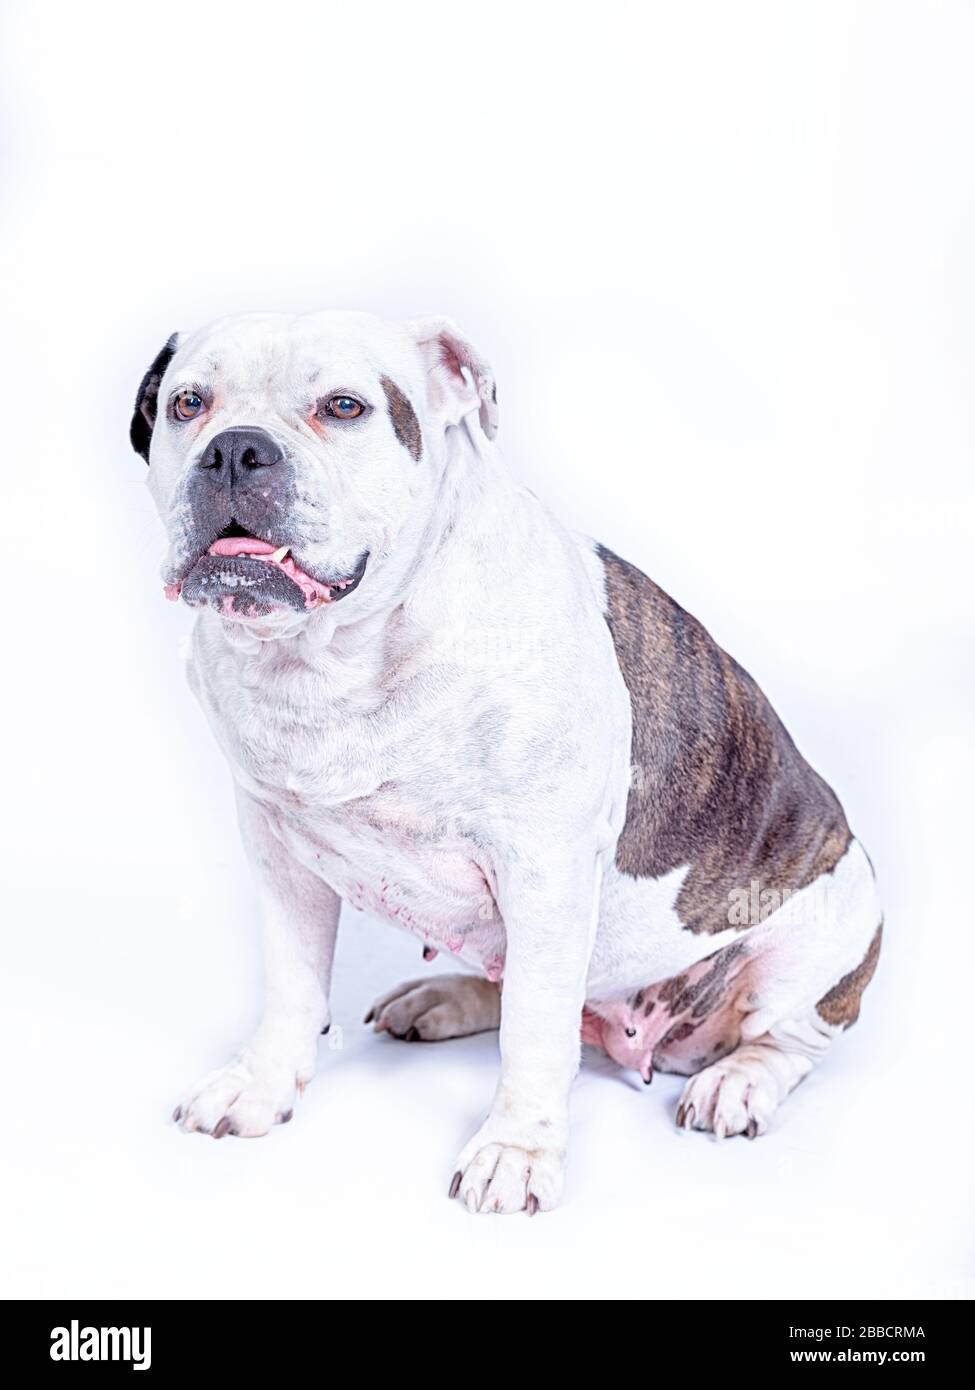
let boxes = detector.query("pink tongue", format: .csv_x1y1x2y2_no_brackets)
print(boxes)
201,534,334,608
208,537,276,557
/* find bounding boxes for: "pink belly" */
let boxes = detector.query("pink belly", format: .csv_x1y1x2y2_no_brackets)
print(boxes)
583,938,751,1081
346,875,507,979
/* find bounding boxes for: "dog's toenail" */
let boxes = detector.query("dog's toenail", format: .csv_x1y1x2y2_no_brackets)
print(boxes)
213,1117,232,1139
448,1171,462,1199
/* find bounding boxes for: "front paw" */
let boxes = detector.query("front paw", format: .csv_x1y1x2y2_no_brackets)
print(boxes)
173,1051,308,1139
449,1120,567,1215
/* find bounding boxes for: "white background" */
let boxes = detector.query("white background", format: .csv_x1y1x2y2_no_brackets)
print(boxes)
1,0,972,1300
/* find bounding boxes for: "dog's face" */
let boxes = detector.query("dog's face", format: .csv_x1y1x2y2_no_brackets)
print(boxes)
131,310,497,625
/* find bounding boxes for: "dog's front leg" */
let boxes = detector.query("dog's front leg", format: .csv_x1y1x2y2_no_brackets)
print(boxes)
450,847,601,1214
174,790,339,1139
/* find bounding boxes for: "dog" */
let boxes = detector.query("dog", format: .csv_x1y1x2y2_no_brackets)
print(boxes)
131,310,882,1215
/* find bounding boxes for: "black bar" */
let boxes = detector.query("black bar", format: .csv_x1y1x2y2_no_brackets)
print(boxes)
1,1299,966,1377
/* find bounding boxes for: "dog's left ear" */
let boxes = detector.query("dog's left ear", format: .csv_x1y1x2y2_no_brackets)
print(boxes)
410,317,498,440
129,332,179,462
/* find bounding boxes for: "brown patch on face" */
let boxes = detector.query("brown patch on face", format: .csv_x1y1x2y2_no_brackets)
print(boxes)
598,545,853,933
816,923,882,1028
380,375,422,461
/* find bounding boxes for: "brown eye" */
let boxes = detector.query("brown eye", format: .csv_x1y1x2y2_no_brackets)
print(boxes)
323,395,364,420
174,390,205,421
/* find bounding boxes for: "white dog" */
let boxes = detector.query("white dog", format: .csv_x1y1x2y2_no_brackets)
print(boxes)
131,310,882,1215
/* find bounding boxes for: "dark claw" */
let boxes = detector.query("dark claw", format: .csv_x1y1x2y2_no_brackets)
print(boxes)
448,1171,462,1199
675,1103,685,1128
280,1109,293,1124
526,1193,539,1216
405,1026,420,1042
172,1106,182,1124
642,1067,653,1086
363,1008,375,1024
422,945,437,961
321,1023,330,1035
212,1117,232,1139
746,1117,759,1139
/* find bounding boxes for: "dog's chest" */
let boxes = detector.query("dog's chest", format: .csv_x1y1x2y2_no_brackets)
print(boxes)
198,655,506,969
274,790,505,971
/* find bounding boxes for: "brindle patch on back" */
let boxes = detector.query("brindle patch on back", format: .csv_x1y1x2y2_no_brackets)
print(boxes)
380,375,422,461
598,544,852,933
816,923,882,1028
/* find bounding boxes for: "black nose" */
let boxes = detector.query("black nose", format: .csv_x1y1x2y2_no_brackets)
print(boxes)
198,427,284,476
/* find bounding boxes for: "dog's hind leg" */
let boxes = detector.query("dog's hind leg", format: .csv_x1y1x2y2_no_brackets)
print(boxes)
675,1010,839,1138
365,974,501,1041
676,923,882,1138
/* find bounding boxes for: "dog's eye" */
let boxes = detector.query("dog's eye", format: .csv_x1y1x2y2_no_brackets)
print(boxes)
174,390,205,421
322,395,365,420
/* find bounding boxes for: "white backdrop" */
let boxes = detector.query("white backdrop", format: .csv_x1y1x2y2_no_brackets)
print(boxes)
1,0,972,1299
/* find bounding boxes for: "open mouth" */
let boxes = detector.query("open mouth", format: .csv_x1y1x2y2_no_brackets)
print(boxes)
166,527,368,619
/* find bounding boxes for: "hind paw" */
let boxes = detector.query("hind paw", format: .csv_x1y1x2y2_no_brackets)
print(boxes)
675,1058,776,1139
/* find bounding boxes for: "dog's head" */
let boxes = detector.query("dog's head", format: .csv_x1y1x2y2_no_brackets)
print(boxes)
131,311,497,626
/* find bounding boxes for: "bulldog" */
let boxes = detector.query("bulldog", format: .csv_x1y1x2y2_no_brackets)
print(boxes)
131,310,882,1215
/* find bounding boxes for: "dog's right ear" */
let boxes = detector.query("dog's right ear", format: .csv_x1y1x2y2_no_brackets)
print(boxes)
130,333,179,462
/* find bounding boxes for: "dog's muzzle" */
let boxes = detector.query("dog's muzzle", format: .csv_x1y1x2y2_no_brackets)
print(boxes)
166,426,368,619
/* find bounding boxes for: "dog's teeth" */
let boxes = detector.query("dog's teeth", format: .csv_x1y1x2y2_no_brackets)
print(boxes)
271,546,290,563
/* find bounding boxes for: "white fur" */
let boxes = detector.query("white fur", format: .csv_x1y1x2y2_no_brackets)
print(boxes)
147,310,876,1211
677,1012,841,1139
